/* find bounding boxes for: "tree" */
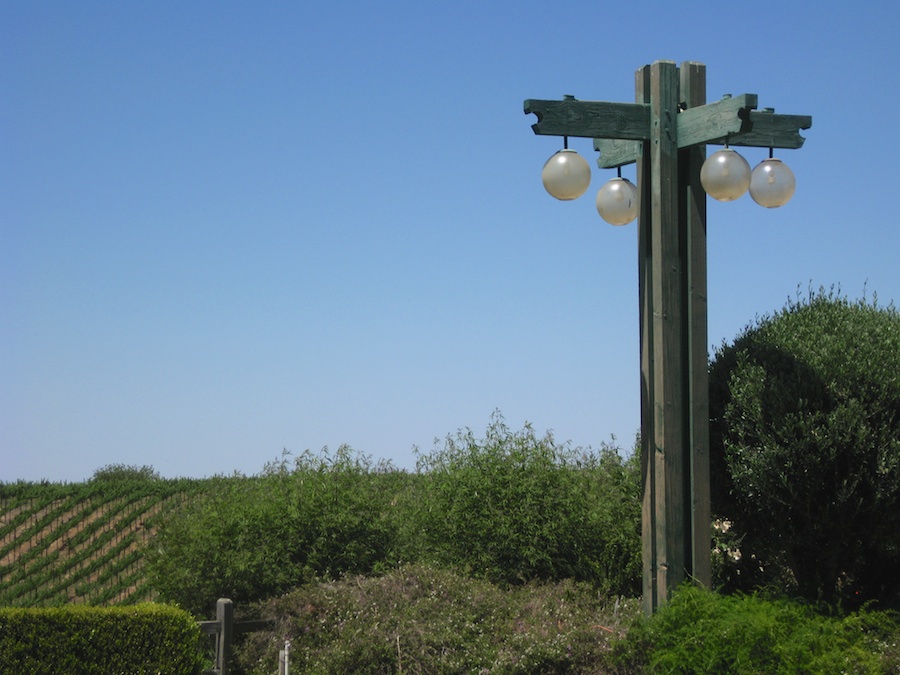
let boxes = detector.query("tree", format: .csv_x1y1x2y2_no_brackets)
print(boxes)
709,288,900,607
412,413,642,594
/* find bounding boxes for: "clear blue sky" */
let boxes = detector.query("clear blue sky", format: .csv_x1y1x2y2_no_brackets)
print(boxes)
3,1,898,482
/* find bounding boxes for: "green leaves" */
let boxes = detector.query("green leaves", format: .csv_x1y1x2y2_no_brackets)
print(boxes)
235,565,642,674
5,421,643,616
147,417,643,616
709,287,900,607
411,413,641,594
0,604,203,675
147,448,404,616
623,585,895,674
0,478,205,607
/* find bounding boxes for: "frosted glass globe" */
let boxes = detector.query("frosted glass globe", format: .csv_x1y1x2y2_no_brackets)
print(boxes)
700,148,751,202
541,149,591,201
750,158,796,208
596,177,638,225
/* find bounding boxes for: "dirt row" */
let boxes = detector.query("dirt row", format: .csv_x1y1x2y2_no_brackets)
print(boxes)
0,495,180,605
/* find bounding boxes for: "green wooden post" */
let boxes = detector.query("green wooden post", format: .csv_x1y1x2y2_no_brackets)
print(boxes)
635,63,656,614
638,60,703,614
680,61,712,601
524,61,810,614
638,61,711,614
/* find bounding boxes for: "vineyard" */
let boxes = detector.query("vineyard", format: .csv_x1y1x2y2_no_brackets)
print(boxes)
0,475,206,608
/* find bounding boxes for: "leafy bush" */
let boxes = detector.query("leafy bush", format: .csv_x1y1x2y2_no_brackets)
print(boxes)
90,464,161,482
147,417,642,616
147,448,405,617
612,584,898,674
234,564,641,674
0,603,203,675
410,413,641,594
709,289,900,607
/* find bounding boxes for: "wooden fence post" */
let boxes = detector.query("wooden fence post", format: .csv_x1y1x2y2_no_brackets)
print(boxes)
216,598,234,675
199,598,274,674
199,598,233,675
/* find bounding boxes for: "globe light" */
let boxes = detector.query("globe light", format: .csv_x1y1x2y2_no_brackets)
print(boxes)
749,157,796,208
541,149,591,200
596,177,638,225
700,148,751,201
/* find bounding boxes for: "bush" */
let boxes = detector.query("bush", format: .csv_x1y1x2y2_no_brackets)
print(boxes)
709,288,900,607
147,417,643,617
0,604,203,675
612,584,898,674
234,564,641,674
410,413,641,594
147,448,404,617
90,464,161,482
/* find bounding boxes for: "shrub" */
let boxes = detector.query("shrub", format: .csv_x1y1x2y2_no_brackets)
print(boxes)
234,564,641,674
90,464,161,482
0,603,203,675
146,448,403,617
708,288,900,607
612,584,898,674
146,417,643,617
410,413,641,594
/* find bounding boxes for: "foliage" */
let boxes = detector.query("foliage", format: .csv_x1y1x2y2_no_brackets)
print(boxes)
4,421,640,614
146,448,406,617
234,564,641,675
410,413,642,594
146,416,642,617
90,464,161,482
0,603,203,675
611,584,899,674
708,288,900,607
6,408,900,671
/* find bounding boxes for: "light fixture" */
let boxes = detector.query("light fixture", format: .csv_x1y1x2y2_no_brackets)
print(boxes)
700,146,751,201
596,171,638,225
541,141,591,201
749,152,796,207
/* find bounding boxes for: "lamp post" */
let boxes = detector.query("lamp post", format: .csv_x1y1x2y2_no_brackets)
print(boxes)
524,61,811,614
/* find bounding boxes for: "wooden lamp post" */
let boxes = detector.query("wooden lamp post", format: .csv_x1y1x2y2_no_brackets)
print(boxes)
524,60,811,614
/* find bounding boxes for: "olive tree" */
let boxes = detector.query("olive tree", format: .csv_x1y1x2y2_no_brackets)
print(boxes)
709,289,900,607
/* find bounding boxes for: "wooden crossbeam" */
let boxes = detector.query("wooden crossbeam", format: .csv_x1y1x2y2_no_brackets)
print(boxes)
676,94,756,148
526,95,810,168
593,138,643,169
525,93,756,144
726,110,812,149
523,99,649,140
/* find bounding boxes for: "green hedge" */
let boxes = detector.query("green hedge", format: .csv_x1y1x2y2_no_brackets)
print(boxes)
0,604,203,675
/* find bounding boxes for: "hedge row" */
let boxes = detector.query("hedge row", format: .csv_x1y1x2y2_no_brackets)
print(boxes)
0,604,203,675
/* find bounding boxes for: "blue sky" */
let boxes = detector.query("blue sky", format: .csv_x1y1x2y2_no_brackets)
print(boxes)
3,1,898,482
